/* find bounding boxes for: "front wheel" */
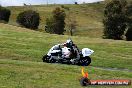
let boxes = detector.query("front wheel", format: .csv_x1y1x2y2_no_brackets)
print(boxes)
42,55,50,63
78,56,91,66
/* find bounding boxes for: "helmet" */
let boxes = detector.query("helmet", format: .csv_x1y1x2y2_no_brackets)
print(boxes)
66,39,73,45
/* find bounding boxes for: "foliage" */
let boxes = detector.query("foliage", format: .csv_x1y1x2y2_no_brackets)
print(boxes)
45,17,55,33
75,2,78,5
0,6,11,22
125,27,132,41
103,0,127,40
45,7,66,34
16,10,40,30
125,2,132,41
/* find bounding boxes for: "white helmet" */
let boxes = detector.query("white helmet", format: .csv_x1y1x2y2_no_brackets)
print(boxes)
66,39,73,45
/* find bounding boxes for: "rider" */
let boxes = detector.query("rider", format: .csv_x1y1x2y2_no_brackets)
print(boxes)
65,39,79,59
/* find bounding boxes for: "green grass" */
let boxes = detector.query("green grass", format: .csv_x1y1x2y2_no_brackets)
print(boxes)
0,23,132,70
0,59,132,88
0,1,132,87
0,23,132,88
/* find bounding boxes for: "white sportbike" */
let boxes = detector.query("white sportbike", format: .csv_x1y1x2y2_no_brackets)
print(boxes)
42,44,94,66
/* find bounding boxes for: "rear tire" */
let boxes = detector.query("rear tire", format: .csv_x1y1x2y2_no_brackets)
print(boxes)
49,57,56,63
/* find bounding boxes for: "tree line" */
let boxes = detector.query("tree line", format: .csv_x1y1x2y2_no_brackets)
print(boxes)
0,6,11,23
0,5,74,35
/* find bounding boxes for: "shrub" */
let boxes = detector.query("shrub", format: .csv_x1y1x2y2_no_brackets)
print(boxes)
16,10,40,30
125,27,132,41
0,6,11,23
45,17,55,33
45,7,66,34
103,0,127,40
75,2,78,5
125,3,132,41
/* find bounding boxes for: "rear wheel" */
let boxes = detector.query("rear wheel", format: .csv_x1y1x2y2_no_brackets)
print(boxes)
49,57,56,63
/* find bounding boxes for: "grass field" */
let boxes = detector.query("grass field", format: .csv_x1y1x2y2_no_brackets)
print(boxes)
0,59,132,88
4,0,132,38
6,3,104,38
0,1,132,87
0,23,132,88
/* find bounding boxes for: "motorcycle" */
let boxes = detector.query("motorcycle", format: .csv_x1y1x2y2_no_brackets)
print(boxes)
42,44,94,66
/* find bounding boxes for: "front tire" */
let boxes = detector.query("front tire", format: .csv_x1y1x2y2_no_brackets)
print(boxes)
78,56,91,66
42,55,50,63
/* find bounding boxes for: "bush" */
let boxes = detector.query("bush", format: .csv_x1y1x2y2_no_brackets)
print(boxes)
75,2,78,5
103,0,127,40
125,3,132,41
45,17,55,33
125,27,132,41
0,6,11,23
45,7,66,34
16,10,40,30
